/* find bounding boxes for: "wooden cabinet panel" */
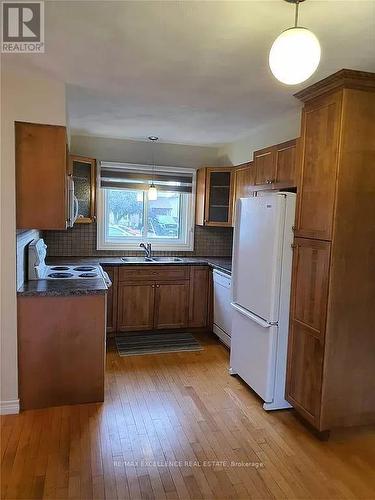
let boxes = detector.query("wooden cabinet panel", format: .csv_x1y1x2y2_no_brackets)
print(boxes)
101,266,118,333
291,238,331,335
254,147,276,185
18,294,106,410
117,281,155,332
275,139,297,186
233,162,254,226
16,121,68,230
286,322,324,426
234,162,254,199
296,92,342,240
154,281,189,329
195,168,207,225
69,155,96,223
119,266,189,282
189,266,209,328
286,238,331,428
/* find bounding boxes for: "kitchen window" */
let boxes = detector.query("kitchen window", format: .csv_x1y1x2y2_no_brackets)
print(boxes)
97,162,195,251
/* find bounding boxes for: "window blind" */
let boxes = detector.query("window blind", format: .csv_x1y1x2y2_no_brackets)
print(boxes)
99,162,193,193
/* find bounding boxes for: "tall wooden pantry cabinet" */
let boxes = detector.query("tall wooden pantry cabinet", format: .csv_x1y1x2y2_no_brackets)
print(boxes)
286,70,375,432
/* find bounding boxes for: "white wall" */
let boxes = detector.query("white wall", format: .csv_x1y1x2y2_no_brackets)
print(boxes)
1,66,66,413
71,135,219,169
218,110,301,166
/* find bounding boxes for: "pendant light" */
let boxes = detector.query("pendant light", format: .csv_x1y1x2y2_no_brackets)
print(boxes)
148,136,158,201
269,0,321,85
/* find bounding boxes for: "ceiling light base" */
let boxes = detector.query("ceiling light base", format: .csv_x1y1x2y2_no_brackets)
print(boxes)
284,0,306,3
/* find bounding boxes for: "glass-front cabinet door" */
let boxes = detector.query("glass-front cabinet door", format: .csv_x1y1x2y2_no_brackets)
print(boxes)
69,155,96,223
204,168,234,226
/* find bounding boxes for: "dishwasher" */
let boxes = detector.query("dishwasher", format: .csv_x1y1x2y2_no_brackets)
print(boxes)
213,269,232,347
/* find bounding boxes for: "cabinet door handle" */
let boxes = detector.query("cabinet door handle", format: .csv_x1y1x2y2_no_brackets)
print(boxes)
151,284,155,288
156,284,160,288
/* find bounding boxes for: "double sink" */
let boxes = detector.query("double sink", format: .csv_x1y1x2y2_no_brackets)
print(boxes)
121,256,184,263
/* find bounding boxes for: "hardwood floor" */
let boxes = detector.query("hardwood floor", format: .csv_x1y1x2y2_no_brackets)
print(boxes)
1,333,375,499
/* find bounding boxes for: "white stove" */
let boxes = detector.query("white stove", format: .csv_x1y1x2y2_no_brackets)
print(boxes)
28,238,107,281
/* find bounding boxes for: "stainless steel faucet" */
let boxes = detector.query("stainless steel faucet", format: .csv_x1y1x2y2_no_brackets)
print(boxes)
140,242,152,258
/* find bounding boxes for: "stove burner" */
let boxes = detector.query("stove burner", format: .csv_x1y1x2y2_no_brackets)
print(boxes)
48,272,74,279
73,266,96,272
79,272,98,278
50,266,70,271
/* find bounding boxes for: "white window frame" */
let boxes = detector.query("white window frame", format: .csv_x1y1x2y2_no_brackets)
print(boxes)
97,163,196,252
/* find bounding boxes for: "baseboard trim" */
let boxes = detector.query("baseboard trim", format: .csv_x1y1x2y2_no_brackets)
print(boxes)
0,399,20,415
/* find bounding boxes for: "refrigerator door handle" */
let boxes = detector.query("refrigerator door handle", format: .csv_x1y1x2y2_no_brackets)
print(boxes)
231,302,278,328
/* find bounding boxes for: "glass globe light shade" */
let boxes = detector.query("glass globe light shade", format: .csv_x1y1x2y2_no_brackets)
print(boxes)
148,184,158,201
269,27,321,85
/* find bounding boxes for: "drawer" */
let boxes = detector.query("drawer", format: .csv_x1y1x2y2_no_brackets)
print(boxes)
119,266,190,282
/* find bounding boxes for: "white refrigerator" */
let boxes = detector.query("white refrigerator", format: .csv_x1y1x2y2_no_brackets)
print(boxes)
230,192,296,410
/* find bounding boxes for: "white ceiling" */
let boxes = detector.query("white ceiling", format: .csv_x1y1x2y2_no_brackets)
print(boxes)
4,0,375,145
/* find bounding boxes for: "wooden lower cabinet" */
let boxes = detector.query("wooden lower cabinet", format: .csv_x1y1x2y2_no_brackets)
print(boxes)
189,266,210,328
117,281,155,332
286,322,325,427
154,281,189,329
115,265,210,333
18,294,106,410
286,238,331,429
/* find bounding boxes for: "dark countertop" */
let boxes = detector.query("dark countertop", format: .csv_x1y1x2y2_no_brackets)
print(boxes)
47,256,232,275
17,278,108,297
17,256,232,297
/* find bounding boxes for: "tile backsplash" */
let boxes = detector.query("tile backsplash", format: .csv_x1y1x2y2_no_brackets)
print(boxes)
43,223,233,258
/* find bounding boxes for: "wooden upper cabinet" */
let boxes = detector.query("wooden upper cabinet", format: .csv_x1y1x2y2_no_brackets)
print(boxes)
254,146,276,185
234,162,255,199
233,162,255,226
154,281,189,329
295,92,342,241
275,139,297,185
195,167,234,226
69,155,96,223
253,139,297,188
16,122,68,230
